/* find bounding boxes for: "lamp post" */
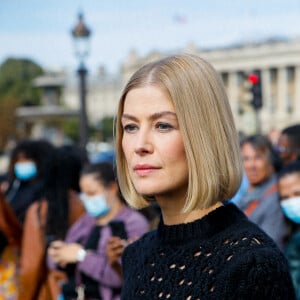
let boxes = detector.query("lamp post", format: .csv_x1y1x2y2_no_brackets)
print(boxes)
71,12,91,148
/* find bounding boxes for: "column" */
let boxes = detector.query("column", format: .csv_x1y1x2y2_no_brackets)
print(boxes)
227,71,239,117
261,69,271,132
261,69,271,112
294,66,300,113
277,67,288,116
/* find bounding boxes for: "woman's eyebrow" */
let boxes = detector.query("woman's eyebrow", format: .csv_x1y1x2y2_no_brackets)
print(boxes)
122,111,177,122
121,114,138,122
149,111,177,120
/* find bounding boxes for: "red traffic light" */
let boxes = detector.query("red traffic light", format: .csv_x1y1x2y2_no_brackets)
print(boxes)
248,73,259,84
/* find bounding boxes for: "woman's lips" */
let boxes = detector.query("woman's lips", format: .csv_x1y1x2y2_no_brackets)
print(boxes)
133,164,160,176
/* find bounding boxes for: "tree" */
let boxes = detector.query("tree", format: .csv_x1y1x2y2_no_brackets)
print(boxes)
0,58,44,150
62,119,80,143
0,58,44,105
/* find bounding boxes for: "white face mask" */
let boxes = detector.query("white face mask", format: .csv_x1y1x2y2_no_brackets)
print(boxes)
280,196,300,224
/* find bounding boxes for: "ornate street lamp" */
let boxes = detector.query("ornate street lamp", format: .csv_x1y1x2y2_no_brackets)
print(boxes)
71,12,91,148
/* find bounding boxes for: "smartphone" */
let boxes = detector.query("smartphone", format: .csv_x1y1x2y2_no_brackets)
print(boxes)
109,220,128,240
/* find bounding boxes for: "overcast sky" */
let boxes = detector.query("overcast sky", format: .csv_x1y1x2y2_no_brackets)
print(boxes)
1,0,300,75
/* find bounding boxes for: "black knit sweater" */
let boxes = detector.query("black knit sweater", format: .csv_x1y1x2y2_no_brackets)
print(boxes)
121,203,295,300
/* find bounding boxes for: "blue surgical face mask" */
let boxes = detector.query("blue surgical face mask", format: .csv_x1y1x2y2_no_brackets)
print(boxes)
14,162,38,181
280,196,300,224
80,193,110,218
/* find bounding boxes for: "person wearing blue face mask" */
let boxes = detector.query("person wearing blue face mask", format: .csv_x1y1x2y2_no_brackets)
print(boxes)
14,161,38,181
0,139,55,300
278,161,300,299
79,192,111,218
4,139,54,223
47,162,149,300
18,144,87,300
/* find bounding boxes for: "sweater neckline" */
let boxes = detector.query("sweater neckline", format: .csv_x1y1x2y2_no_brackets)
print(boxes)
157,203,245,244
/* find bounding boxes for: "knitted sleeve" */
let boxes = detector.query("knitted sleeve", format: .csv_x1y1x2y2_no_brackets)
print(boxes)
230,247,296,300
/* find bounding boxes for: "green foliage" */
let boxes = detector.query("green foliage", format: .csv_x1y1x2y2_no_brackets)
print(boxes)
100,116,115,141
62,119,79,143
0,58,44,105
89,116,114,142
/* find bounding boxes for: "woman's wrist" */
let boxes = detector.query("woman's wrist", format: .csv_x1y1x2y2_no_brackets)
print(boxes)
76,248,87,262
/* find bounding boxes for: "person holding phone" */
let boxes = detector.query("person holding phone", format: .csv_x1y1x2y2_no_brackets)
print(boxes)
48,162,149,300
115,54,295,299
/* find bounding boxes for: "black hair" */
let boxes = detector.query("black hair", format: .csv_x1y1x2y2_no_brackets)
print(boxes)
282,124,300,150
33,140,56,179
80,162,126,204
45,145,87,239
278,161,300,180
80,162,116,188
278,160,300,239
8,139,55,181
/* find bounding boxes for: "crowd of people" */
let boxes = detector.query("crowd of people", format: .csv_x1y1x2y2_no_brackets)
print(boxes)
232,123,300,297
0,53,299,299
0,141,151,300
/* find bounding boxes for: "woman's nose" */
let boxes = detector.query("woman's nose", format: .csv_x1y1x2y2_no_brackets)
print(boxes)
134,130,154,155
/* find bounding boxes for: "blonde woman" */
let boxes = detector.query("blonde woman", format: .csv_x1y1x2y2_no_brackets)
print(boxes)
116,54,295,299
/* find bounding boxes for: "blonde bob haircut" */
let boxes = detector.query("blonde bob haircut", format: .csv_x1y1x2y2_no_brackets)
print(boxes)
116,54,243,212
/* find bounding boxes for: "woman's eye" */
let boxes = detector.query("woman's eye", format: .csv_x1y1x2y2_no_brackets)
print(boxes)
156,122,173,131
123,124,138,132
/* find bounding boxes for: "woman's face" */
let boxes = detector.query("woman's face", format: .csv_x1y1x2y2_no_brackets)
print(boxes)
121,86,188,201
241,143,273,186
279,173,300,200
277,134,296,166
79,174,117,218
79,174,105,197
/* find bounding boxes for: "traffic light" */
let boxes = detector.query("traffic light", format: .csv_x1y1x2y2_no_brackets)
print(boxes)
247,71,262,110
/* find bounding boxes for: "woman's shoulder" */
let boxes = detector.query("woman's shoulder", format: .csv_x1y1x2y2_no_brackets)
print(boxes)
68,190,85,225
228,234,287,265
123,225,153,242
207,218,295,298
217,211,282,253
26,199,47,213
223,243,295,298
24,199,48,225
124,229,156,253
216,213,289,272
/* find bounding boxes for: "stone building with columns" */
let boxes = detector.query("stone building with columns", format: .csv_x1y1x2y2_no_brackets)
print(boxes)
63,37,300,136
118,38,300,135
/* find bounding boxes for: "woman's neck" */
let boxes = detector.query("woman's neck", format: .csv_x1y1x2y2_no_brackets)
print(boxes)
160,201,223,225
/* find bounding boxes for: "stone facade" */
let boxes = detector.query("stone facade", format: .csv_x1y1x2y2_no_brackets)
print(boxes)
64,38,300,135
